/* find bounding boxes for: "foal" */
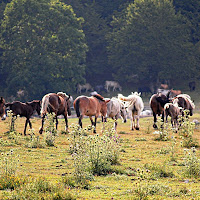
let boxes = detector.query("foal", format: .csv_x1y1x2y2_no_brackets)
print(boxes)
5,100,41,135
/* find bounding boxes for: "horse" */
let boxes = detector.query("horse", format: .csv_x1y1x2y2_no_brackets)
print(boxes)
105,81,122,92
39,92,72,134
105,97,127,130
138,86,152,96
164,102,183,132
0,97,6,120
73,94,110,133
118,92,144,130
170,89,182,97
149,91,171,128
5,100,41,135
172,94,195,116
77,83,93,94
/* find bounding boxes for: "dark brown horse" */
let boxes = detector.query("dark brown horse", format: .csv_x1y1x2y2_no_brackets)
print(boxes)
73,94,110,133
39,92,71,134
149,91,171,128
0,97,6,120
5,100,41,135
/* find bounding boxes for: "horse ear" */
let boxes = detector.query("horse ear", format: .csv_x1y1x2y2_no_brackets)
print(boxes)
105,99,110,104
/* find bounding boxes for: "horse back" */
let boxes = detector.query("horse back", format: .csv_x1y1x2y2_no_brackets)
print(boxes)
150,94,164,114
7,101,32,117
107,99,120,117
74,96,100,117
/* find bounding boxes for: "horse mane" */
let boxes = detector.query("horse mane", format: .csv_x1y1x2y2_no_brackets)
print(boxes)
118,93,137,102
57,92,69,99
92,94,105,101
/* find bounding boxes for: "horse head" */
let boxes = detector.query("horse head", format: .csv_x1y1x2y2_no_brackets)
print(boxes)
119,101,127,123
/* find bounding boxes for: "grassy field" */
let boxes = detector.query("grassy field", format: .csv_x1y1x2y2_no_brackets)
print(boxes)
0,105,200,200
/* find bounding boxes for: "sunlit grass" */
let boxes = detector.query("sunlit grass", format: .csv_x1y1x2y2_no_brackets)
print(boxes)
0,111,200,199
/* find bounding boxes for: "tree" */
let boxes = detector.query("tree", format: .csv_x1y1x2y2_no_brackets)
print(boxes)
63,0,112,84
107,0,195,86
173,0,200,44
0,0,87,99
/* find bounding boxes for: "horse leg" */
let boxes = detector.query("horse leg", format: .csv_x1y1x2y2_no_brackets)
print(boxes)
78,115,83,128
114,116,118,130
89,116,94,126
64,114,69,133
55,116,58,130
93,116,98,133
135,115,140,130
39,115,45,134
130,114,134,131
24,119,29,136
161,112,164,122
153,112,157,129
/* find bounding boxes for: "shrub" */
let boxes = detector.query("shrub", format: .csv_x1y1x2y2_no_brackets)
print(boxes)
68,122,120,187
154,119,169,141
2,177,76,200
183,147,200,178
179,111,199,148
25,134,45,148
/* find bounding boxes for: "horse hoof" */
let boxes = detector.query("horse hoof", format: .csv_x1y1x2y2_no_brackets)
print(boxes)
135,127,139,130
153,124,157,129
39,128,43,134
93,130,96,133
131,128,134,131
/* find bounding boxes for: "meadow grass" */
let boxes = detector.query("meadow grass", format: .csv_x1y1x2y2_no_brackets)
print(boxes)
0,112,200,199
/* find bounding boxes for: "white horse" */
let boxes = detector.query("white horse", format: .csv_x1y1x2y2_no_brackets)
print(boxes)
118,92,144,130
105,97,127,130
105,81,122,92
77,83,93,94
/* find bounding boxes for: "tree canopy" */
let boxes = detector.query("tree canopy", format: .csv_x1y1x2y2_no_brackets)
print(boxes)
107,0,197,87
0,0,199,100
0,0,87,99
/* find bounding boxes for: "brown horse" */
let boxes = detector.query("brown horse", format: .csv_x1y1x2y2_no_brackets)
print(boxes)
39,92,71,134
73,94,110,133
149,91,171,128
172,94,195,116
0,97,6,120
5,100,41,135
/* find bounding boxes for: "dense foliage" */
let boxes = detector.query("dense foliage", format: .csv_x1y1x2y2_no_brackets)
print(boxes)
0,0,199,100
0,0,87,99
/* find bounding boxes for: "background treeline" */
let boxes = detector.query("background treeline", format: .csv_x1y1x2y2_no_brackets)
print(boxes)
0,0,199,101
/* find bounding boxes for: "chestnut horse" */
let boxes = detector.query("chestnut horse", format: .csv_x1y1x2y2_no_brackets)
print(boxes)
150,91,171,128
5,100,41,135
73,94,110,133
0,97,6,120
39,92,71,134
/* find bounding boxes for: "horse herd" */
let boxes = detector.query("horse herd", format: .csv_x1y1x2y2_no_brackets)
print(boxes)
0,90,195,135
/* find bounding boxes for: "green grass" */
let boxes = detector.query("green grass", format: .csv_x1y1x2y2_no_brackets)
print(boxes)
0,110,200,199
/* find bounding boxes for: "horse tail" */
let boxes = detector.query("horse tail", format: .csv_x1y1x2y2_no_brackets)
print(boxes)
41,95,50,117
75,98,81,117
